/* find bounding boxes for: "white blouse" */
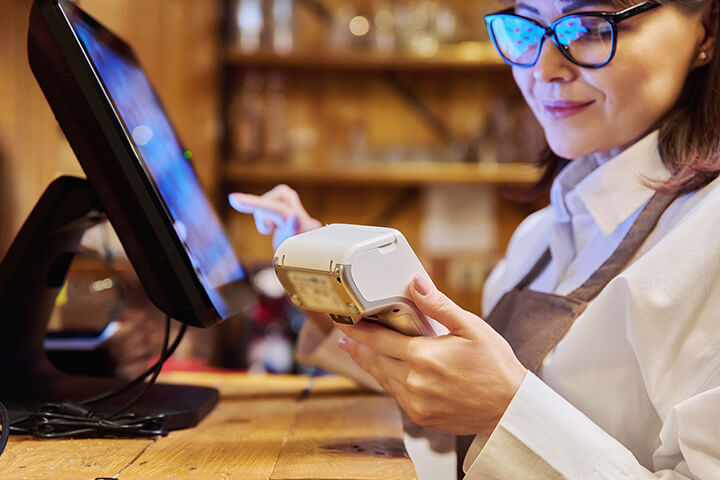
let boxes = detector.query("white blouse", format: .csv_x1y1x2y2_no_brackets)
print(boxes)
465,131,720,479
296,131,720,479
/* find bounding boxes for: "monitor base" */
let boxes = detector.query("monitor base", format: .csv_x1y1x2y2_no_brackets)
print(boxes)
0,176,219,435
1,371,219,432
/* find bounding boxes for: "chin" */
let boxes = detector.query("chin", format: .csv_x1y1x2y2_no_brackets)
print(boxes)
544,130,599,159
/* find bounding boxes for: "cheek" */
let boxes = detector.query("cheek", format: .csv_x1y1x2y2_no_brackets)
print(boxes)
515,58,691,159
599,38,694,141
512,68,593,158
509,13,699,159
512,67,528,95
512,69,542,121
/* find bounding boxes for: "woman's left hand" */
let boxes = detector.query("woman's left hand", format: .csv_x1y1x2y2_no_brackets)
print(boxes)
337,275,527,437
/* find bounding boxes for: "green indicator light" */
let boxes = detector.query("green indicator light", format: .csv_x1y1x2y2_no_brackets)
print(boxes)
184,150,193,160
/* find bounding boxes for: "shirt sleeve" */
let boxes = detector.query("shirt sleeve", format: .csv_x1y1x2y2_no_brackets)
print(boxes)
294,319,384,392
463,372,720,479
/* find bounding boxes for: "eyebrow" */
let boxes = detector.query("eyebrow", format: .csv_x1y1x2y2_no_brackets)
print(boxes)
559,0,615,13
515,0,615,16
515,2,540,14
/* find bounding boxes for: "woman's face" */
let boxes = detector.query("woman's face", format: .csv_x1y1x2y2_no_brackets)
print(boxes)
512,1,708,159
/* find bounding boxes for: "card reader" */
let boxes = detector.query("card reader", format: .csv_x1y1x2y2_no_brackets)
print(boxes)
274,224,444,337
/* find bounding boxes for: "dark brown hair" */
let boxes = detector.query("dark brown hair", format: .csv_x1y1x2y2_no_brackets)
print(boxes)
534,0,720,196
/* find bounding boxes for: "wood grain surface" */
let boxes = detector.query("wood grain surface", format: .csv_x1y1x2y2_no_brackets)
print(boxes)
272,395,415,480
0,373,417,480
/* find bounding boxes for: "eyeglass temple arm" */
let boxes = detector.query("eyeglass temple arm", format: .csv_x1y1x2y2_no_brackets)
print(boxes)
615,1,661,22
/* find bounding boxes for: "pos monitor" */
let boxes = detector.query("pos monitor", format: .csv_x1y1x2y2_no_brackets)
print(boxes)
0,0,253,431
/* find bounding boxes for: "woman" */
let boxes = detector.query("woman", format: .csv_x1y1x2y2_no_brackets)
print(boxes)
230,0,720,477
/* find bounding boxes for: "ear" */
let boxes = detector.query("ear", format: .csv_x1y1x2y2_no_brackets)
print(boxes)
695,0,719,67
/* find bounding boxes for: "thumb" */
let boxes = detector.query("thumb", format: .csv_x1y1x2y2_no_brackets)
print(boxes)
273,216,299,250
409,275,473,336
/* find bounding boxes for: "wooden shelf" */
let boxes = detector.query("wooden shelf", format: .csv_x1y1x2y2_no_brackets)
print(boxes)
225,161,542,186
225,42,508,71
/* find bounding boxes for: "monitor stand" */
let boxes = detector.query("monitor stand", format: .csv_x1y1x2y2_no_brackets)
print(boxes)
0,176,218,432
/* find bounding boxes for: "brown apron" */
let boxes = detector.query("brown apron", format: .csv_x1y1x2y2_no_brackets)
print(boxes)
487,192,676,372
456,192,676,477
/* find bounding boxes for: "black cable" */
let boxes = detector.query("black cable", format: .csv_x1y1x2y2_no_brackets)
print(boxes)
104,316,172,418
81,317,186,407
298,367,322,401
12,407,168,439
9,315,185,439
0,400,9,458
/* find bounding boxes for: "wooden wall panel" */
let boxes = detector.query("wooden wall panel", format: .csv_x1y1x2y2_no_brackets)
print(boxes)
0,0,60,256
0,0,220,257
0,0,541,320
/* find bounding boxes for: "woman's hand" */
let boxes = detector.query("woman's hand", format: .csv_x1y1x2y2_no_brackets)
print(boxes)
229,185,333,332
229,184,322,249
337,275,527,437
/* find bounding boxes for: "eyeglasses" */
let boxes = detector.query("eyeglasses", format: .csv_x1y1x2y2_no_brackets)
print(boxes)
485,1,661,69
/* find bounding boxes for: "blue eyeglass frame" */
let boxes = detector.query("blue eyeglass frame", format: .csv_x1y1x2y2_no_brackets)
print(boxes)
485,1,662,69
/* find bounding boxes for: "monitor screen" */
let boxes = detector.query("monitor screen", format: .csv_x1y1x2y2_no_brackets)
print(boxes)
65,6,245,292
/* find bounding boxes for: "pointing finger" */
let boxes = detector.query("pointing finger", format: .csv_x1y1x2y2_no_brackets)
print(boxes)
229,193,295,219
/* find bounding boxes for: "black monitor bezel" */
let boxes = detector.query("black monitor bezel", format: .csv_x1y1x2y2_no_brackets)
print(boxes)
28,0,252,328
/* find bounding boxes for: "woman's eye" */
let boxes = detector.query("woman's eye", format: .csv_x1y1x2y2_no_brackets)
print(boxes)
594,23,613,39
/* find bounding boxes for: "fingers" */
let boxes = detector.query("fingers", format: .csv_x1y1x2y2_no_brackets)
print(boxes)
229,185,322,235
229,192,296,219
267,186,322,232
272,216,299,250
260,185,322,232
229,191,298,236
336,322,413,360
408,275,474,337
258,211,290,235
338,337,409,391
342,349,415,424
269,184,313,221
227,193,257,214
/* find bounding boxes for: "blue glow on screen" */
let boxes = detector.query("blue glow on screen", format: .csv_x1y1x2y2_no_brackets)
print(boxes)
69,13,245,290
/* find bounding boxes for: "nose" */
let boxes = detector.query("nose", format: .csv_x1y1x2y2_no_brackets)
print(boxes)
532,38,578,84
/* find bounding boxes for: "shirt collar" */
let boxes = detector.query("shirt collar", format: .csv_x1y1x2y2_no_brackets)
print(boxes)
550,130,671,236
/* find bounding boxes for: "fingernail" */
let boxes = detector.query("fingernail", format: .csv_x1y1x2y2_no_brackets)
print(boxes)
228,194,243,209
413,275,432,296
338,337,349,346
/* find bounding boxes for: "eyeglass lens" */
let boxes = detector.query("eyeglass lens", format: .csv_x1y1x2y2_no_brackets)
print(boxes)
488,15,615,66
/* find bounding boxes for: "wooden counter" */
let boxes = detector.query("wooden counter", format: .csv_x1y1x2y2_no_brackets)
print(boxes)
0,373,417,480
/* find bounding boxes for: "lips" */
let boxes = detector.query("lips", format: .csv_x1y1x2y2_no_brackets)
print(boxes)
542,100,596,120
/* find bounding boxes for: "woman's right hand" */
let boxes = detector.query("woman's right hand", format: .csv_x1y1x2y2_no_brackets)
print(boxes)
230,185,334,334
229,184,322,250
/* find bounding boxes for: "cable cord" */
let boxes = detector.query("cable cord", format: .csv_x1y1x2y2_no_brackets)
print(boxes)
81,320,186,407
0,400,9,458
9,315,185,439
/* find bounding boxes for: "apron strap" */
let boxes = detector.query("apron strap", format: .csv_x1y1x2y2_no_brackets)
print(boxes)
569,192,677,303
515,248,552,290
512,193,676,300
